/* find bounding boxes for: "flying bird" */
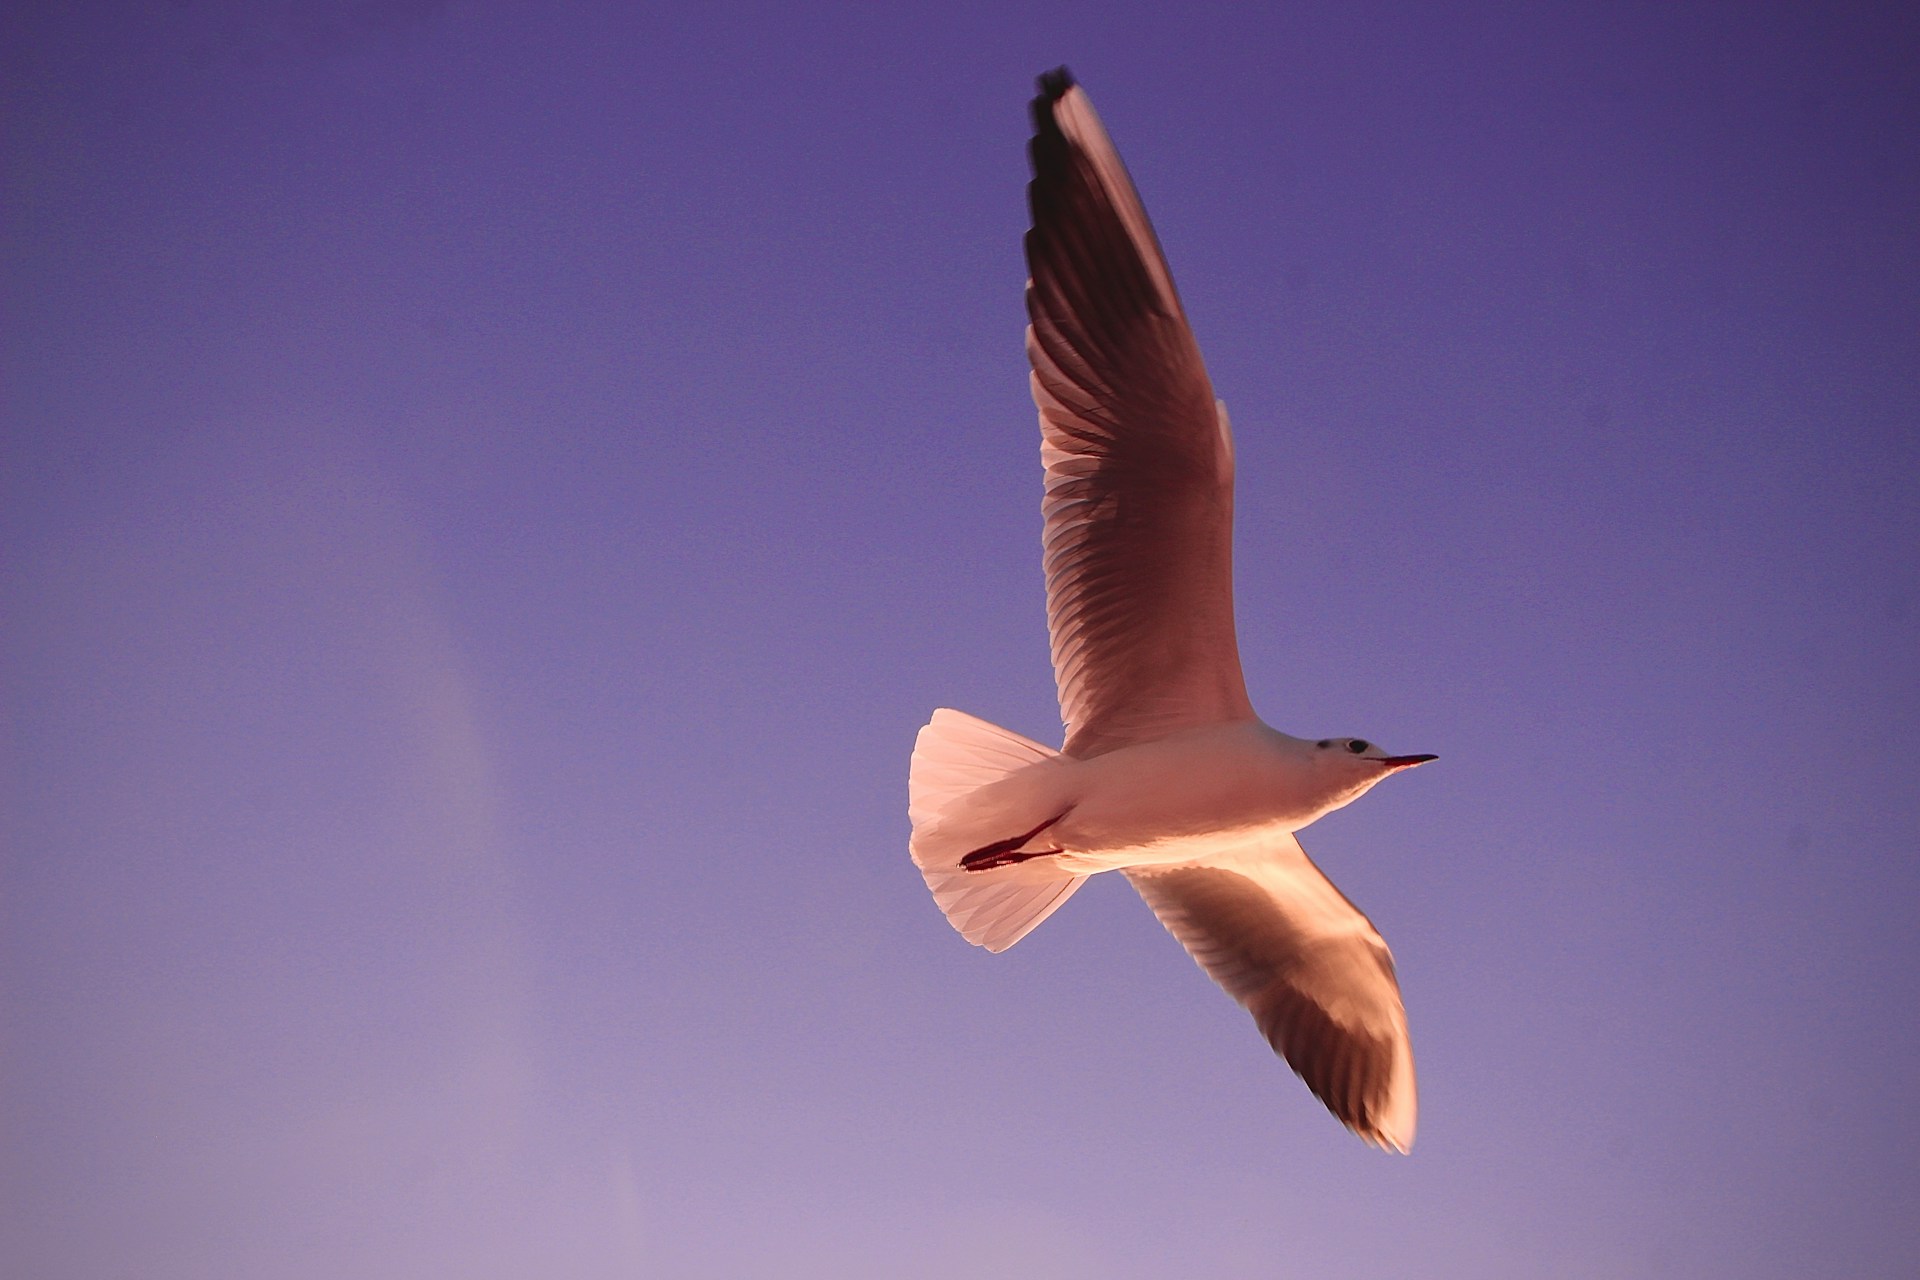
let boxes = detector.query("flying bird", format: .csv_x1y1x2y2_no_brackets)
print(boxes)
908,68,1436,1153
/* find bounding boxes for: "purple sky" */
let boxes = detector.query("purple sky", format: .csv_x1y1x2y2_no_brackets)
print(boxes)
4,2,1917,1276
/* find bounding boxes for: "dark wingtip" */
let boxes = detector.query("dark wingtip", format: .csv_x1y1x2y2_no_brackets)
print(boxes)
1029,67,1076,153
1035,66,1075,102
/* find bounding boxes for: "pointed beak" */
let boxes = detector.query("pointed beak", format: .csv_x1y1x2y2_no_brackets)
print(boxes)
1378,753,1438,770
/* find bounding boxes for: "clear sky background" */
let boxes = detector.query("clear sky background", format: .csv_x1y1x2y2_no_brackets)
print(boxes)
4,3,1916,1277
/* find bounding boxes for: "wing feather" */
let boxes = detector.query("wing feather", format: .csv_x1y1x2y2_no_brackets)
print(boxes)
1025,70,1254,758
1126,833,1418,1152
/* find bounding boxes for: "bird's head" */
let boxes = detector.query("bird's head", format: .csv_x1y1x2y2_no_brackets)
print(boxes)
1310,736,1438,804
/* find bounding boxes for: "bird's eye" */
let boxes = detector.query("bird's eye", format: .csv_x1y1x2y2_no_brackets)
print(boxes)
1316,739,1331,749
1348,740,1369,754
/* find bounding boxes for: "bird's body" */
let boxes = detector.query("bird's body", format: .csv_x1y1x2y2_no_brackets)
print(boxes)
924,721,1404,876
908,69,1436,1153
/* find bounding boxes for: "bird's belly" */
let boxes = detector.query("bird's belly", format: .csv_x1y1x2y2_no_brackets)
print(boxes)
1046,820,1298,875
1045,725,1326,871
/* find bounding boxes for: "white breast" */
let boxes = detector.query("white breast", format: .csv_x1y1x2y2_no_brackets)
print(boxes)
1047,721,1339,870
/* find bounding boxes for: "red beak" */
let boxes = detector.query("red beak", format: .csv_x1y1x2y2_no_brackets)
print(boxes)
1378,754,1438,769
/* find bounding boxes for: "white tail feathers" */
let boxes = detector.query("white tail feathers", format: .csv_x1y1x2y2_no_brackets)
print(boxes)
909,709,1085,952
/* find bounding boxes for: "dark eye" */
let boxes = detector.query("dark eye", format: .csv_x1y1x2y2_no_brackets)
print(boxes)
1348,740,1369,754
1316,739,1331,749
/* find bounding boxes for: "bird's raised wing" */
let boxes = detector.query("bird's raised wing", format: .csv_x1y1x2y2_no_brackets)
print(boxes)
1025,69,1254,759
1125,833,1417,1151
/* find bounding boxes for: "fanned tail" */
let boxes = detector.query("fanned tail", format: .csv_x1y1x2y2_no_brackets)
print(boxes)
908,709,1085,952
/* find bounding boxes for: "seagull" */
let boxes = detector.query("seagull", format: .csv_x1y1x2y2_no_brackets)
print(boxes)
907,68,1437,1152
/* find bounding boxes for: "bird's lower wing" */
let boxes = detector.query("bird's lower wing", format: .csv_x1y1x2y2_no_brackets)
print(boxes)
1125,833,1417,1151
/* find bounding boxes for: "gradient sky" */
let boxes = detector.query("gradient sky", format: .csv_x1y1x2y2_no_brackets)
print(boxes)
4,3,1917,1277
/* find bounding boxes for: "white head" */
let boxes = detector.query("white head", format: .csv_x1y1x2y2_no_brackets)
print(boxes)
1308,736,1438,810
